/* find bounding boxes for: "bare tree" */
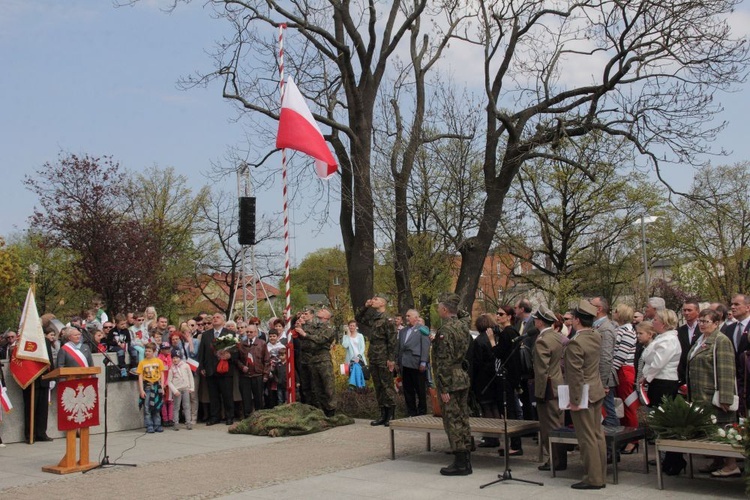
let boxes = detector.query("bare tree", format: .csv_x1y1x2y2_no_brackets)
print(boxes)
451,0,749,310
194,190,283,317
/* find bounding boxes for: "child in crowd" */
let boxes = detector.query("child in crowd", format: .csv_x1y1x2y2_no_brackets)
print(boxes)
93,330,107,353
274,347,288,405
129,311,148,364
167,350,195,430
137,342,165,433
158,343,174,427
267,330,284,358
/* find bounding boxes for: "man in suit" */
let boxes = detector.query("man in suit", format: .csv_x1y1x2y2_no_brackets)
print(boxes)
590,296,618,428
514,298,539,421
677,300,700,385
396,309,430,416
533,305,567,472
564,299,607,490
197,312,235,425
725,294,750,414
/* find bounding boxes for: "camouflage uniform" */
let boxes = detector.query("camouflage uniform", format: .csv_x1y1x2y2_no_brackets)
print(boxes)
355,306,397,407
432,311,472,452
297,317,337,413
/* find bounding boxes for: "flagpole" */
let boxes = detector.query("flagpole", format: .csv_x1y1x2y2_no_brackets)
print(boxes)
279,23,296,403
28,263,39,445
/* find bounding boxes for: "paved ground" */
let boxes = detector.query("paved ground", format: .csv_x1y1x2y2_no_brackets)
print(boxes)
0,420,746,499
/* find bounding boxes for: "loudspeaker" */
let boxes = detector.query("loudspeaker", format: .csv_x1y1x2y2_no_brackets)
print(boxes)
238,196,256,246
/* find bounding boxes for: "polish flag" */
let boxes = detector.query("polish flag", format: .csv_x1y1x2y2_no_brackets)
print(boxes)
276,77,338,179
10,287,51,389
186,357,199,373
0,380,12,414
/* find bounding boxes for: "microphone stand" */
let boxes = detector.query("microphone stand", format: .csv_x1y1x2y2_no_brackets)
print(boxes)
480,332,542,489
83,336,137,472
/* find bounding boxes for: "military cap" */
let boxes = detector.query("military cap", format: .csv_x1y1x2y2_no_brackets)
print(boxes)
532,304,556,323
439,293,461,309
574,299,597,317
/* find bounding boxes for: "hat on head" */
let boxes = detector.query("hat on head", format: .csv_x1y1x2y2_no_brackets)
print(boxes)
160,342,171,350
439,293,461,310
532,305,556,324
574,299,597,318
171,349,182,358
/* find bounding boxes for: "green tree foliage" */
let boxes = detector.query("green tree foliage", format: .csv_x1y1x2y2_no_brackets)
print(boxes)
656,162,750,302
24,153,208,316
0,237,23,328
125,166,209,317
500,139,665,308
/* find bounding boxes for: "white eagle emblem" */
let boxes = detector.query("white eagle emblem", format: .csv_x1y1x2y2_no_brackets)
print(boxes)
61,384,97,424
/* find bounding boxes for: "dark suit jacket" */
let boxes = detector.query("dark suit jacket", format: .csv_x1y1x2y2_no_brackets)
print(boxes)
395,325,430,370
677,323,699,384
197,328,229,377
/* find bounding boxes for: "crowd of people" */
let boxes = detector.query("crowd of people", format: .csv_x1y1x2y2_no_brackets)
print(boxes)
1,292,748,488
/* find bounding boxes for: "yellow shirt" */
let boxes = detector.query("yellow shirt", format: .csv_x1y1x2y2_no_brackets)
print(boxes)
137,357,165,384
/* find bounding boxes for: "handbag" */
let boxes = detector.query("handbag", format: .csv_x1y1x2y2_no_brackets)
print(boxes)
711,340,739,412
359,360,371,380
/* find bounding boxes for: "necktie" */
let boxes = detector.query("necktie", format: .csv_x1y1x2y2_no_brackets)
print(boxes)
736,323,744,349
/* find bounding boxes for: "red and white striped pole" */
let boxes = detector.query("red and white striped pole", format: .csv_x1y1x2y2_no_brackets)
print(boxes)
278,23,296,403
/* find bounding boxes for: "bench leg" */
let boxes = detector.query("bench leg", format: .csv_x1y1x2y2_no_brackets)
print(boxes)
687,453,693,479
643,437,649,474
538,431,542,462
390,428,395,460
427,432,431,452
611,440,618,484
550,440,556,477
656,444,663,490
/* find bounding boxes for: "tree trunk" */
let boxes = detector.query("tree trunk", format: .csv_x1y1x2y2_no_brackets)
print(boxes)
393,180,414,314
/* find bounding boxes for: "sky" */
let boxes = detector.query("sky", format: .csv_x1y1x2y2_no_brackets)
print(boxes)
2,1,750,265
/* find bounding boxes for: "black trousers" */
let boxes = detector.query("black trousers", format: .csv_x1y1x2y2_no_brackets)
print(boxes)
23,381,50,440
206,374,234,422
239,376,264,416
401,366,427,416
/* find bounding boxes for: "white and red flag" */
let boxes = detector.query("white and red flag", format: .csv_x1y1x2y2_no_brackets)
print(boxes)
10,287,51,389
0,379,12,415
276,77,338,179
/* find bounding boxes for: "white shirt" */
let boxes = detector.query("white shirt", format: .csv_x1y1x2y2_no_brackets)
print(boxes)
641,329,681,382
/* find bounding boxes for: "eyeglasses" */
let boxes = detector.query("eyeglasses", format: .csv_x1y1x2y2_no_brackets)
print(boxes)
103,326,113,330
563,317,573,321
136,317,144,321
496,311,506,316
698,319,715,324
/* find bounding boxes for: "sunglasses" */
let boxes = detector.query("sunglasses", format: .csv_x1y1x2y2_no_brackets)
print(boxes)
103,326,113,329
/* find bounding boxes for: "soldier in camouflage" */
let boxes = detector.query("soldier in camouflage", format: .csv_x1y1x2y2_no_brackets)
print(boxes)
355,296,398,426
433,293,473,476
296,308,338,416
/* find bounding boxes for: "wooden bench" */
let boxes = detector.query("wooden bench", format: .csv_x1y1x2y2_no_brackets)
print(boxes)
389,415,541,460
547,425,649,484
655,438,745,490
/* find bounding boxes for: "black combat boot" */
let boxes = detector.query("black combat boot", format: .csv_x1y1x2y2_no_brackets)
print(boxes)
383,406,396,427
370,407,387,426
440,451,472,476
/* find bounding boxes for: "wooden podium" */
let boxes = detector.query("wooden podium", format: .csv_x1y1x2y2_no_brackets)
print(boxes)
41,367,101,474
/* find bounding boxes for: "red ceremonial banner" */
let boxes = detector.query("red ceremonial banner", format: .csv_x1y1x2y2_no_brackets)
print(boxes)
57,378,100,431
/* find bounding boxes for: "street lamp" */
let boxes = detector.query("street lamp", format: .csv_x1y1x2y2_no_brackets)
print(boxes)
637,216,659,292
